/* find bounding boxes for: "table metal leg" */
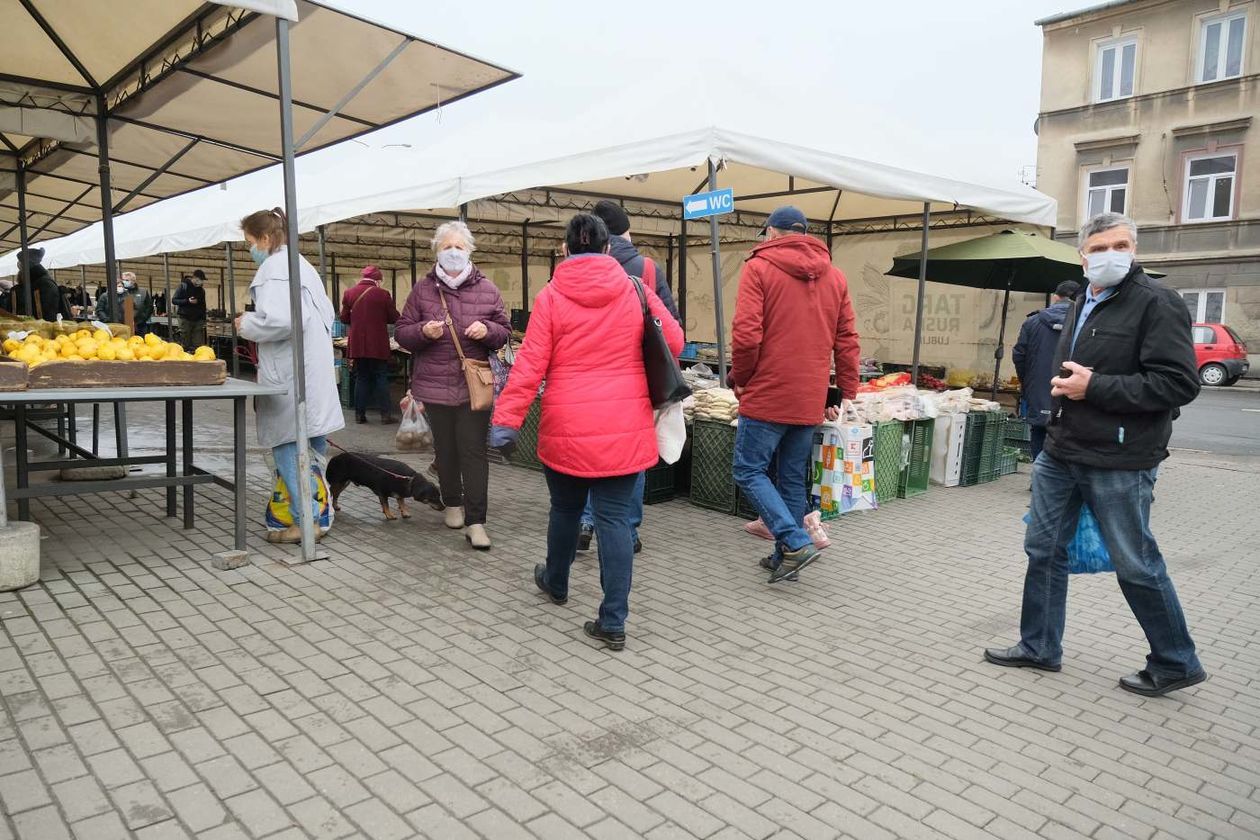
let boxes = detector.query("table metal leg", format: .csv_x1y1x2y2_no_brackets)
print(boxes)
166,401,177,518
233,397,246,551
114,403,129,460
14,405,29,521
182,399,194,530
92,404,100,455
56,403,66,456
67,403,77,448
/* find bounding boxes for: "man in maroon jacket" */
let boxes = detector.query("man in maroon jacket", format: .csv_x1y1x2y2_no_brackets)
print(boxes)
730,206,860,583
340,265,400,424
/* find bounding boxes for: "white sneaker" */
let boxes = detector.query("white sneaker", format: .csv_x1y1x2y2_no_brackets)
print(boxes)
444,506,465,529
465,523,491,551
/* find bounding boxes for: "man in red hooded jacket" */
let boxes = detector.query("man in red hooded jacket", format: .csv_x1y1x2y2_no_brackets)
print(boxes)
730,206,860,583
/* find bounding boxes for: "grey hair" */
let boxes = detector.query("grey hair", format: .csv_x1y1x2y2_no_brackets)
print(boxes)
432,220,475,252
1079,212,1137,248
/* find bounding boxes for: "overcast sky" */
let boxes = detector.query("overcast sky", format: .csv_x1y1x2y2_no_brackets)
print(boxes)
330,0,1076,190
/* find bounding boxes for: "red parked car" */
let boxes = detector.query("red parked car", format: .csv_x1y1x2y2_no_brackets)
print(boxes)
1192,323,1249,386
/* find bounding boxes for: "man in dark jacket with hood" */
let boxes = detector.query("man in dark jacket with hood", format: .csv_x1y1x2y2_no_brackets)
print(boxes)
173,270,209,350
10,248,70,320
1013,279,1079,461
985,212,1206,698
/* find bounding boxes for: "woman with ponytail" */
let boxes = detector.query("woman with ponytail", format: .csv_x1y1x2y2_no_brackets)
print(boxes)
236,208,344,544
491,213,683,651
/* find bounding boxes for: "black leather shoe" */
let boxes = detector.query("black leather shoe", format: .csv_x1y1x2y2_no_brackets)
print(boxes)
1119,669,1207,697
633,538,642,554
533,564,566,605
583,621,625,652
983,645,1061,672
577,525,593,553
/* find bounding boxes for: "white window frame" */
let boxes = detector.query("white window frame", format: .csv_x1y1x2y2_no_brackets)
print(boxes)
1197,9,1248,83
1093,36,1139,102
1182,288,1227,323
1182,152,1238,223
1082,165,1130,223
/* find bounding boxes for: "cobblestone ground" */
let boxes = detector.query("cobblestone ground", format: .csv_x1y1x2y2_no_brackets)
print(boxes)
1,403,1257,839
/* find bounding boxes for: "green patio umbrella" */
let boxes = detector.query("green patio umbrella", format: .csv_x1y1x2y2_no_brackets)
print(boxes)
887,230,1087,399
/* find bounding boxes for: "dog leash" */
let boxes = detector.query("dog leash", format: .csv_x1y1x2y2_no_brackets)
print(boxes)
326,438,421,483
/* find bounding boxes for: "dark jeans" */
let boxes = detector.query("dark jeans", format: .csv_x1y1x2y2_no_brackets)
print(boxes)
426,402,491,525
1019,452,1202,678
353,358,392,418
541,468,639,633
733,418,813,558
1029,425,1047,462
580,472,645,540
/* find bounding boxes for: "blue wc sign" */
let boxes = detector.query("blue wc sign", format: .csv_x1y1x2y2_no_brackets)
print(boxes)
682,187,735,220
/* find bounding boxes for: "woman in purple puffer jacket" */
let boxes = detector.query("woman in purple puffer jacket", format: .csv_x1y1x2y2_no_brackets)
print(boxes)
396,221,511,551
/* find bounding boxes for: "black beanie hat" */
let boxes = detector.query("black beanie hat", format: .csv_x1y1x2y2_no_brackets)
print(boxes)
592,200,630,236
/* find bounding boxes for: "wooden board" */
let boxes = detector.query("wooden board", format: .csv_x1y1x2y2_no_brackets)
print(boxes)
0,358,28,391
26,360,227,389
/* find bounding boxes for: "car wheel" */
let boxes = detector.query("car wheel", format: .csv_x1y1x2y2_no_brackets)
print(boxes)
1222,375,1240,387
1199,363,1227,386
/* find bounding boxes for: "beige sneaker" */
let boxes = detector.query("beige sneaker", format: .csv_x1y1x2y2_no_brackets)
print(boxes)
465,523,491,551
444,506,465,529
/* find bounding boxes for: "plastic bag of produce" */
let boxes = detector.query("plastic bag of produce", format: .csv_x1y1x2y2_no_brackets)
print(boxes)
395,398,433,452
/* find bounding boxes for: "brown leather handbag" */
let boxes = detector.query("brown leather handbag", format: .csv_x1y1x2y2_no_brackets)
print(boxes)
437,286,495,411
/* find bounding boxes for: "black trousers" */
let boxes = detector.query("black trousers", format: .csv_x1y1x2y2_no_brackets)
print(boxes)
353,358,392,418
425,402,491,525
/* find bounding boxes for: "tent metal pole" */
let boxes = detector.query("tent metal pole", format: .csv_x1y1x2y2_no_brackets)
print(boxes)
218,268,224,312
226,242,239,379
458,203,468,224
391,268,397,304
521,220,529,314
409,240,416,292
96,96,119,329
707,159,727,386
666,234,674,299
330,251,338,304
317,225,328,292
16,162,33,316
678,218,688,338
992,270,1013,401
276,16,317,563
164,253,173,338
910,202,931,384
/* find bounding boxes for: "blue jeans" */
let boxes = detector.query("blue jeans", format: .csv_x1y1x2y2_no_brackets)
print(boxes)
273,436,328,523
733,418,813,558
1019,452,1202,678
580,472,644,541
541,468,639,633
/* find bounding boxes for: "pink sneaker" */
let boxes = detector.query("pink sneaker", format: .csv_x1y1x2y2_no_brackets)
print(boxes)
743,518,774,541
804,511,831,549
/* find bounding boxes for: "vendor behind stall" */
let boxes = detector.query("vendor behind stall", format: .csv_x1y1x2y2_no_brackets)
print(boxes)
9,248,71,320
173,270,209,350
96,272,154,335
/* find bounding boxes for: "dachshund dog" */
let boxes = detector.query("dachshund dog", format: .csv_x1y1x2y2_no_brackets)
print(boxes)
326,452,444,521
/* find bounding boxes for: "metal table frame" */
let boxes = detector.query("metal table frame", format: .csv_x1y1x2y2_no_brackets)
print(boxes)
2,379,284,552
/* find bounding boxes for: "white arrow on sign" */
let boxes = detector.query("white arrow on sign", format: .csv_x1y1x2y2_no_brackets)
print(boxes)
684,197,708,215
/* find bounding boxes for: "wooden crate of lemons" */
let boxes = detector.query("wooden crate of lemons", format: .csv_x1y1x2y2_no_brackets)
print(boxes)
3,329,226,388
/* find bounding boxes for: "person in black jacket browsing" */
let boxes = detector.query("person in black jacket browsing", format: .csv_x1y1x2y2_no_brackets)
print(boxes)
985,212,1206,698
173,270,209,350
1012,279,1079,462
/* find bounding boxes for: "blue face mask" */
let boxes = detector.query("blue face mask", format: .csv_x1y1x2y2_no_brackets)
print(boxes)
249,245,270,266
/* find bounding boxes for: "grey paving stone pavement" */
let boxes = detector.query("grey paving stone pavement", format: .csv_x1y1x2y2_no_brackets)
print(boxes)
0,403,1256,839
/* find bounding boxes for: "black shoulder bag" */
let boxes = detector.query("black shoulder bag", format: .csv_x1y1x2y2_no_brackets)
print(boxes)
629,275,690,408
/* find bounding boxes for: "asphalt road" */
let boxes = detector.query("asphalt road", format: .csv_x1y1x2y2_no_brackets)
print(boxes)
1171,382,1260,456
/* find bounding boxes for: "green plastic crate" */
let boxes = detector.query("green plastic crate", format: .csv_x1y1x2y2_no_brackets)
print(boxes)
644,462,676,505
336,359,353,408
509,399,543,470
978,413,1006,483
999,446,1020,477
1005,416,1032,442
897,418,935,498
872,420,904,505
960,411,1003,486
690,419,738,514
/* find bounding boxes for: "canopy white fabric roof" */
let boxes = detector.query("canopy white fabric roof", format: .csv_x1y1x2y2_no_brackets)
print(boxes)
0,0,517,253
1,110,1056,276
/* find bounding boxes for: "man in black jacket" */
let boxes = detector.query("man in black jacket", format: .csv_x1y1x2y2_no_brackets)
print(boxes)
11,248,70,320
1013,279,1079,461
985,212,1206,698
592,200,681,323
173,270,208,350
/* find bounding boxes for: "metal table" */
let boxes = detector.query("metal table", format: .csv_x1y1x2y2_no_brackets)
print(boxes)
1,379,284,552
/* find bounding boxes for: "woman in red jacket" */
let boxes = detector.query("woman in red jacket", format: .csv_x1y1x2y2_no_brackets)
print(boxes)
491,214,683,651
339,265,399,425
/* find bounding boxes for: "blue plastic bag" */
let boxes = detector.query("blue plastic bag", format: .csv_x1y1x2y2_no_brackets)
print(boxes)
1022,505,1114,574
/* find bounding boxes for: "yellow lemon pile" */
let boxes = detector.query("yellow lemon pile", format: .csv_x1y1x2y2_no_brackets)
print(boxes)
3,330,218,368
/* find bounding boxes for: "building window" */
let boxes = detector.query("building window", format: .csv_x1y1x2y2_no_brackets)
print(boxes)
1085,167,1129,219
1182,289,1226,323
1183,153,1237,222
1095,37,1137,101
1198,10,1247,83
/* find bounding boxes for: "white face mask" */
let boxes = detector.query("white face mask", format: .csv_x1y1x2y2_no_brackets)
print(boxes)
437,247,470,276
1083,250,1132,289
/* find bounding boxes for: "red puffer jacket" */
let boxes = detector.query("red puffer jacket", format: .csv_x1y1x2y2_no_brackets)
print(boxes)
493,253,683,478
